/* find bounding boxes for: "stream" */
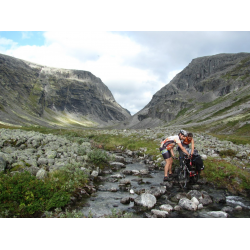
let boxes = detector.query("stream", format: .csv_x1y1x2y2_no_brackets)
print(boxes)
78,153,250,218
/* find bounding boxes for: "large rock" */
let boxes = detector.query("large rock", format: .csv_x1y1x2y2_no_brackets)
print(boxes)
199,191,213,206
179,198,198,211
134,193,157,209
160,204,173,212
110,162,126,170
208,211,228,218
36,168,48,180
151,209,169,218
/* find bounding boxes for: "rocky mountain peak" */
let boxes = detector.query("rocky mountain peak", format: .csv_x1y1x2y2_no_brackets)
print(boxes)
0,53,131,128
117,52,250,130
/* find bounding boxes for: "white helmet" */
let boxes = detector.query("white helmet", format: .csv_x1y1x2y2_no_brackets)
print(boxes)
179,129,187,136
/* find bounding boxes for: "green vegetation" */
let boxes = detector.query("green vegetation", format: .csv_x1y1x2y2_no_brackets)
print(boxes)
201,158,250,194
0,171,69,218
0,163,88,218
87,149,111,168
218,149,237,158
1,122,250,217
84,132,159,160
221,56,250,81
175,107,189,119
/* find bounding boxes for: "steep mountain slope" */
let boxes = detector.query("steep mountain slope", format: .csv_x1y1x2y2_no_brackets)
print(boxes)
117,53,250,132
0,53,131,128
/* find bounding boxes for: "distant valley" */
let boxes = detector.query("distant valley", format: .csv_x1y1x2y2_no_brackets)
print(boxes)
1,52,250,135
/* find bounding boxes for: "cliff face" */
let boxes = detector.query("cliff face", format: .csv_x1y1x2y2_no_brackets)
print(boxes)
0,53,131,128
117,53,250,130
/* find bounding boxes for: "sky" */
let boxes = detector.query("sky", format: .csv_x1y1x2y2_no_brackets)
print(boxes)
1,1,250,116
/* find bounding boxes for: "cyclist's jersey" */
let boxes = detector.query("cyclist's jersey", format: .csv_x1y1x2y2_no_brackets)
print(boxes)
160,135,181,150
183,137,192,145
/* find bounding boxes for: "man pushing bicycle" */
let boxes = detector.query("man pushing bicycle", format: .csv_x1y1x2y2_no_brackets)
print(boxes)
160,130,190,182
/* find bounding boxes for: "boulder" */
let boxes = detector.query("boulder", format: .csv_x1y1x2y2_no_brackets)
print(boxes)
221,206,234,213
179,198,198,211
203,211,228,218
191,197,199,206
151,209,168,218
36,168,48,180
110,162,126,170
160,204,173,212
199,191,213,206
134,193,157,209
120,197,131,204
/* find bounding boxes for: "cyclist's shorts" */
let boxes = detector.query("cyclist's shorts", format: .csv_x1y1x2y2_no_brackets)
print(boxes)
159,147,172,159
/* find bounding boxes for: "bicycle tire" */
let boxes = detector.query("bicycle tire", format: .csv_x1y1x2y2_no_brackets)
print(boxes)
183,167,189,187
176,167,184,181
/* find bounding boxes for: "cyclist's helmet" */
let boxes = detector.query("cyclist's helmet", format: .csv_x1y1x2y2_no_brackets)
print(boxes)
179,129,187,136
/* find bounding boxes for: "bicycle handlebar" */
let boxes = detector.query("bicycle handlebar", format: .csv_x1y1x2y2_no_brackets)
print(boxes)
172,155,192,160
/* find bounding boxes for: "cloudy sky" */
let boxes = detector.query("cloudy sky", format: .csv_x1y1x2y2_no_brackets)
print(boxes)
1,2,249,115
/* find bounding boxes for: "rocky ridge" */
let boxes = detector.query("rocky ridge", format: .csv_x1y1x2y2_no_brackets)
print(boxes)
116,53,250,130
0,53,131,128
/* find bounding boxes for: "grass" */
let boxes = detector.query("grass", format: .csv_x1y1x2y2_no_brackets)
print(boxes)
201,158,250,194
84,132,160,160
175,107,189,119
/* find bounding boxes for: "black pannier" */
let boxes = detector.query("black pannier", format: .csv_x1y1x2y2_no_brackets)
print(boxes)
192,155,204,172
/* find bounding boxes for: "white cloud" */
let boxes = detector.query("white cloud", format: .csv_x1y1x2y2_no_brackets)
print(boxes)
21,31,32,39
0,37,18,52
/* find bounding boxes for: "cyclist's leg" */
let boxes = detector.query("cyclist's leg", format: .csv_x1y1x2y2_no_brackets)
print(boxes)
164,154,172,176
162,150,172,178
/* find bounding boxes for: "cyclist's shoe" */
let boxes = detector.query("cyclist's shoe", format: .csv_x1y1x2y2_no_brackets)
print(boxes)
163,176,171,182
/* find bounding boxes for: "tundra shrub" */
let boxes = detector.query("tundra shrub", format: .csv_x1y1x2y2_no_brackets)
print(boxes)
0,171,70,218
87,149,110,168
49,163,88,193
219,149,237,157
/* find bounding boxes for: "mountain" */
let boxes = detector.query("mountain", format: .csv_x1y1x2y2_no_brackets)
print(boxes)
117,52,250,133
0,53,131,128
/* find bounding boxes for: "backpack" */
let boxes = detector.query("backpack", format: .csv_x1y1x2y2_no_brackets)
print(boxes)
192,155,204,172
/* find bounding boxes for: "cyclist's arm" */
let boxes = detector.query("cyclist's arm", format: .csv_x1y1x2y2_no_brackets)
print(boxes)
191,138,194,155
170,148,174,157
177,142,190,156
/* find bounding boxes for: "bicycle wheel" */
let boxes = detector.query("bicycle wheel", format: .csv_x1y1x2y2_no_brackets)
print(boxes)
177,167,184,182
183,167,189,187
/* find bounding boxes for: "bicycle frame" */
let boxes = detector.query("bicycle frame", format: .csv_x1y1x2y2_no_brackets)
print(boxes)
176,156,199,188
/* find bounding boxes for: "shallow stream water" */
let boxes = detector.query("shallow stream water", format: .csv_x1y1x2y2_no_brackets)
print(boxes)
79,157,250,218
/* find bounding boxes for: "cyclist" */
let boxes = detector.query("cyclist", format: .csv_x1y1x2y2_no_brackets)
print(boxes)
177,132,195,168
160,130,190,182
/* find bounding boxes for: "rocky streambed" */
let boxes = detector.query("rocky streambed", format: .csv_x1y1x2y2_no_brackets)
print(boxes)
1,128,250,218
79,150,250,218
